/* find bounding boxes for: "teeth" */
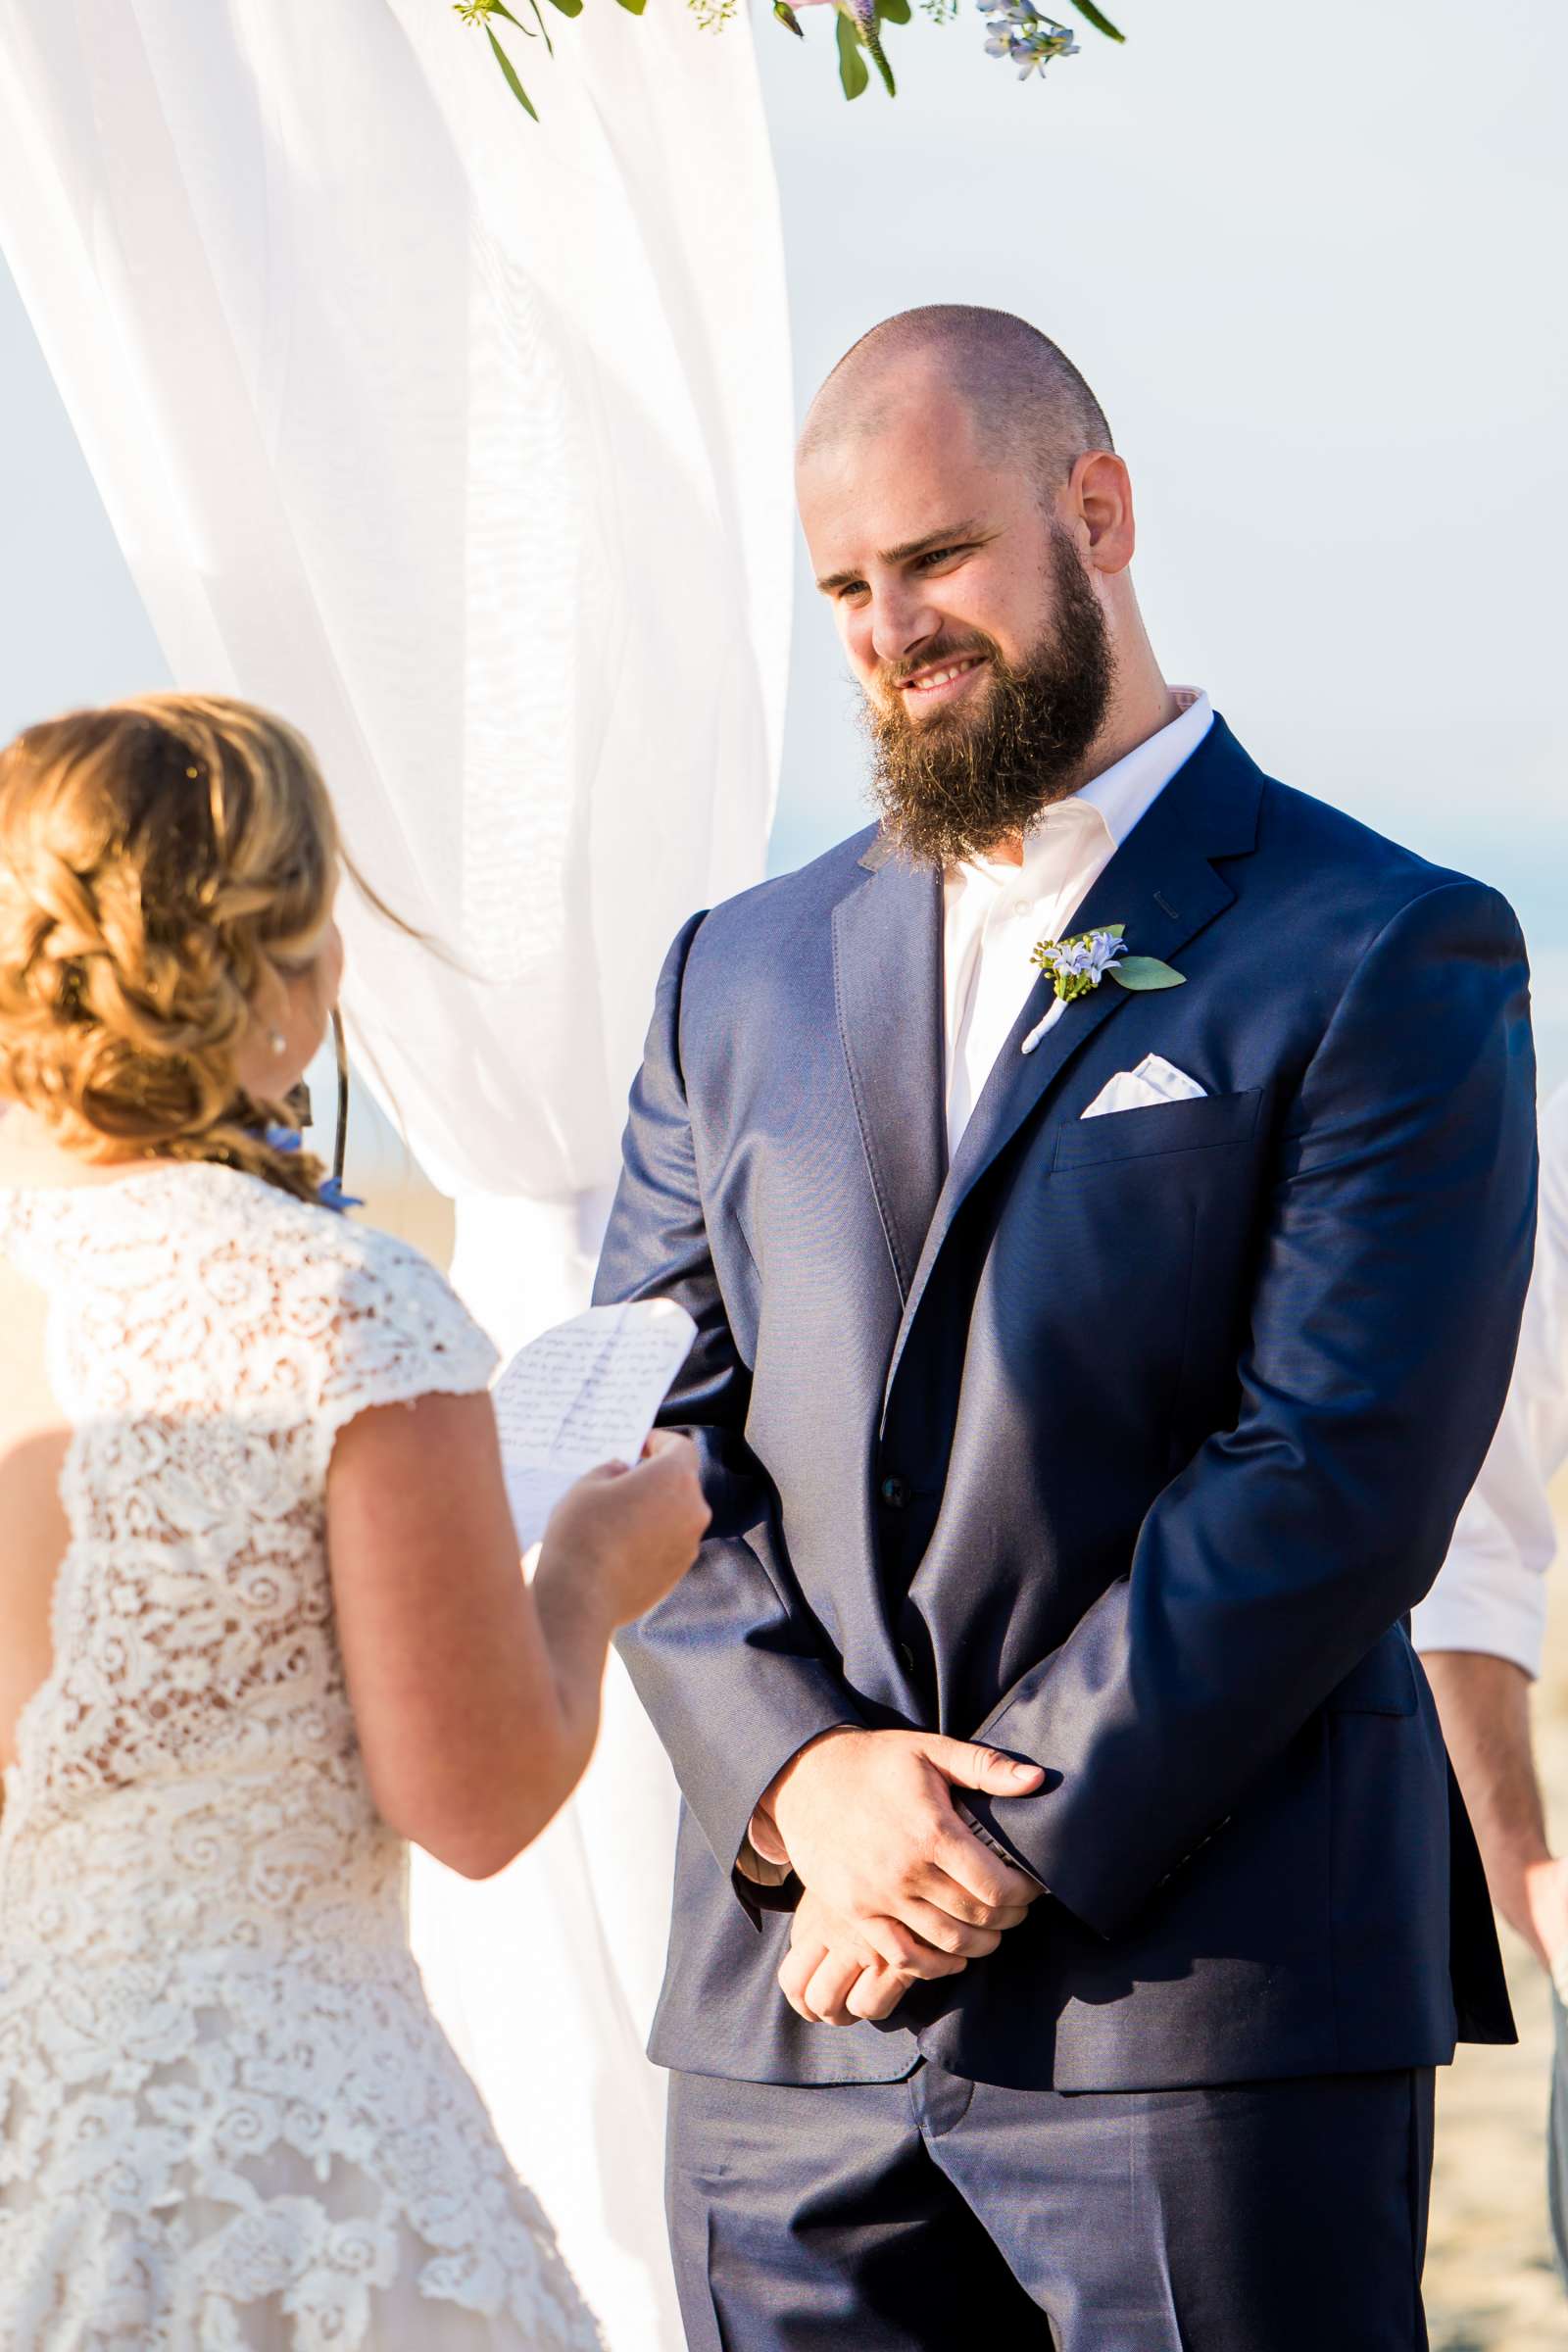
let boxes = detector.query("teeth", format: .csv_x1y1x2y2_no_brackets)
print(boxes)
910,659,979,691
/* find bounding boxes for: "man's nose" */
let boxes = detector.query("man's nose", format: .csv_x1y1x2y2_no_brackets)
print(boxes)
864,582,943,670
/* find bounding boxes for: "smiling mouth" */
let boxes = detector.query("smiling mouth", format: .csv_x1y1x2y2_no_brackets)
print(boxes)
900,655,988,698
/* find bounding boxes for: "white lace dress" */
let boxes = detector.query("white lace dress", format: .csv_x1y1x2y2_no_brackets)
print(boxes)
0,1163,603,2352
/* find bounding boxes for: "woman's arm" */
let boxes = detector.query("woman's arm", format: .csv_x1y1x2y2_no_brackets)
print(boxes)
328,1394,706,1878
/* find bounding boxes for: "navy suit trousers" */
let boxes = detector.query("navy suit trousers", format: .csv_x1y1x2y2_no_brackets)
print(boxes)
666,2060,1436,2351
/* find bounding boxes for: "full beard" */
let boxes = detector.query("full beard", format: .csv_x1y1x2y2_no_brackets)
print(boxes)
859,527,1115,867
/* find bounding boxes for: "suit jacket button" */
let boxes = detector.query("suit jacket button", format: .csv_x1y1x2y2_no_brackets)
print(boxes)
880,1476,909,1509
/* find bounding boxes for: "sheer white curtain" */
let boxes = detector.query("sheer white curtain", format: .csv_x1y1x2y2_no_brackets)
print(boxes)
0,4,791,2341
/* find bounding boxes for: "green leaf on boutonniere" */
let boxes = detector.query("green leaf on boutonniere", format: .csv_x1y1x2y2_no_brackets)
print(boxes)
878,0,912,22
836,11,870,97
544,0,585,14
614,0,649,15
1111,956,1186,991
773,0,805,30
486,1,534,29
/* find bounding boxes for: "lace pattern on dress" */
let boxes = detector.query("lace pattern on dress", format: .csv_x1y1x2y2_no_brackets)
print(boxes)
0,1167,601,2350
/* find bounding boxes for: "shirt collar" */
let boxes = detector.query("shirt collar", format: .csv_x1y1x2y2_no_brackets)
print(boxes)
1075,687,1212,851
953,689,1212,896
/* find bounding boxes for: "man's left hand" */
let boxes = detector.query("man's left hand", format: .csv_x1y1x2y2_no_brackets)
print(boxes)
777,1886,1020,2026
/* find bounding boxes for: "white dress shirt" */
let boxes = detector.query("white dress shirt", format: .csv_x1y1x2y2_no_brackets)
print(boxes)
943,690,1213,1155
1413,1081,1568,1678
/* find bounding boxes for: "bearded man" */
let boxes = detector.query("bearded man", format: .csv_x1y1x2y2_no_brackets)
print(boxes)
595,306,1537,2349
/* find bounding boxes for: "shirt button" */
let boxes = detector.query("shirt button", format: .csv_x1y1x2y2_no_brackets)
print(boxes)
880,1476,909,1509
1012,901,1030,918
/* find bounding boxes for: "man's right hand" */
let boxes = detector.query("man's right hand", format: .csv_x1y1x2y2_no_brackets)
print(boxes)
760,1725,1045,1952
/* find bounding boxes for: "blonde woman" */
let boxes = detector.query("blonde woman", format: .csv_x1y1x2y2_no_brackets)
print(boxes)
0,696,709,2348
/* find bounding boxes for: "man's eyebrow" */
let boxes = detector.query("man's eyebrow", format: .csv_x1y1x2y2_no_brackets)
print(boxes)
814,520,985,594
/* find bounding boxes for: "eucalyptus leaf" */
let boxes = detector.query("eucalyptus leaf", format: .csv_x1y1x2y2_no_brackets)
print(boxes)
836,11,869,98
1103,922,1126,938
773,0,805,30
486,24,539,116
1110,956,1186,991
1068,0,1125,37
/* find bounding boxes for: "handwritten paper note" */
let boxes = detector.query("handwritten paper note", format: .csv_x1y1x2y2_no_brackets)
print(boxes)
492,1298,698,1548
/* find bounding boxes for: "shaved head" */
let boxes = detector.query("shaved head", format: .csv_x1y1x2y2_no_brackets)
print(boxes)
799,306,1113,495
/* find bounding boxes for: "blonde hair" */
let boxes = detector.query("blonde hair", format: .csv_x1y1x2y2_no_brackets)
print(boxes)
0,694,352,1205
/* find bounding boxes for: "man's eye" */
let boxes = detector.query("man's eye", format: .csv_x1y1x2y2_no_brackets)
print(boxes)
916,546,963,569
835,581,868,602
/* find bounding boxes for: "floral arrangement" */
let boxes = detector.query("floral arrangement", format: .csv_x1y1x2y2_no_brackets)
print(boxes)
455,0,1121,118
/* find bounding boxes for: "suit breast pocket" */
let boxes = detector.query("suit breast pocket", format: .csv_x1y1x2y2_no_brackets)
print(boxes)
1051,1087,1263,1174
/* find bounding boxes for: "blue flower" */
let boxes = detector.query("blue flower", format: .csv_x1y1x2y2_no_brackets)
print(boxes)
260,1125,363,1214
975,0,1079,74
317,1175,367,1214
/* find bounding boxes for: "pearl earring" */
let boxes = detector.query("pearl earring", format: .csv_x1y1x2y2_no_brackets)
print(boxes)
268,1029,287,1056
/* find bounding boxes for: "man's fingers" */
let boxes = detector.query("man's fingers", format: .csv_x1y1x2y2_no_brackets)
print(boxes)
803,1949,869,2027
777,1939,829,2023
861,1912,969,1980
845,1965,913,2023
924,1734,1045,1799
899,1898,1004,1959
926,1830,1041,1918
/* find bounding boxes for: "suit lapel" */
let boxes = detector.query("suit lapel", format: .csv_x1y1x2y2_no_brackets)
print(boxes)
832,837,948,1301
882,716,1264,1409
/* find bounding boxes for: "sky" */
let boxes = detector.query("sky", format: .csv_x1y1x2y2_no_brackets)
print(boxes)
2,0,1565,1088
757,0,1568,1088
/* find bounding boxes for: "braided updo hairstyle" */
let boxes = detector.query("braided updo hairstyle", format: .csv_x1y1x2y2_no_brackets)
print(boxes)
0,694,346,1205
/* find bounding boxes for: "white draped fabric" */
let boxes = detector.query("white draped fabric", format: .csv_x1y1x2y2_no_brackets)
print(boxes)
0,6,792,2343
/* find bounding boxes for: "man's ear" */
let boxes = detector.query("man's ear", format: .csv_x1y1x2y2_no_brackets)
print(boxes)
1067,451,1136,579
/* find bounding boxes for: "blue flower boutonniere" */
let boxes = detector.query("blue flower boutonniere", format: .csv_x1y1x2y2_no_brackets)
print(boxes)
1021,923,1184,1054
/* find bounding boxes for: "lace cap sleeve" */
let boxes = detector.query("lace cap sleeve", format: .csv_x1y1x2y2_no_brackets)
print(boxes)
318,1223,499,1438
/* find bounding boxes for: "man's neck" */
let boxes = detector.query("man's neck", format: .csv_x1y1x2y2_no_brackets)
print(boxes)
985,674,1183,868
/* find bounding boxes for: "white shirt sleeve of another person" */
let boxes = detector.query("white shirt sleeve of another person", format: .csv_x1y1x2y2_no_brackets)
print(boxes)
1414,1080,1568,1677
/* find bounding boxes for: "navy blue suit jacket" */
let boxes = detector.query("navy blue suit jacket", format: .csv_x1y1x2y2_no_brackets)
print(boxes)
595,716,1536,2093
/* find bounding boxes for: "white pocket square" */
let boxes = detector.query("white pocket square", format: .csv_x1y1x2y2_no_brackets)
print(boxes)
1081,1054,1207,1120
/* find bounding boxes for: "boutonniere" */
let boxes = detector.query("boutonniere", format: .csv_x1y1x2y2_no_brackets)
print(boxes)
1021,923,1184,1054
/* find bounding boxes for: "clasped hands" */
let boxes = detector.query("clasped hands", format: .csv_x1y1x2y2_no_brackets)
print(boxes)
751,1725,1045,2027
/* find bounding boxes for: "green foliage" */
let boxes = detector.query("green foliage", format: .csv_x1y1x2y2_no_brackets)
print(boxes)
835,10,870,98
458,0,1126,123
1110,957,1186,992
1068,0,1124,39
485,23,538,117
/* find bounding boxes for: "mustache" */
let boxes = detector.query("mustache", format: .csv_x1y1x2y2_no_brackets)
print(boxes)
874,635,1001,697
